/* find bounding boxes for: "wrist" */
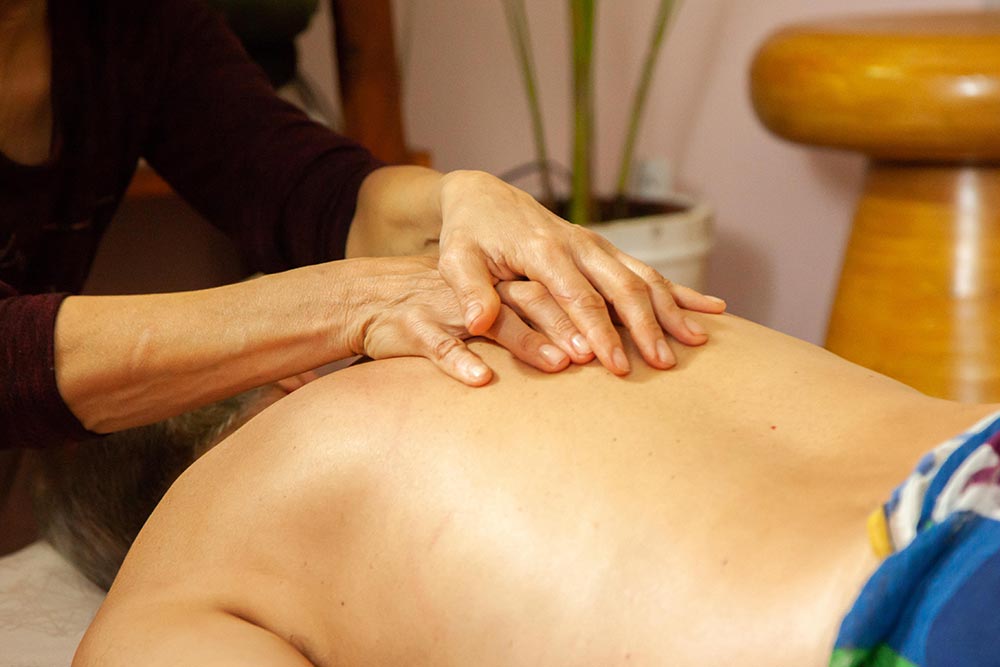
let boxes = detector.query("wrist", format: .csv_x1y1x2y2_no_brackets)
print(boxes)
438,169,493,216
319,258,381,358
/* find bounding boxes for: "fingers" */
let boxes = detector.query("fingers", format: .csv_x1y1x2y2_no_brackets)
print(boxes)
667,282,727,313
407,323,494,386
352,256,495,386
355,256,572,385
434,172,726,375
529,251,632,375
571,245,681,370
613,252,725,320
485,305,572,373
496,281,594,364
609,248,730,348
602,255,700,350
437,242,503,336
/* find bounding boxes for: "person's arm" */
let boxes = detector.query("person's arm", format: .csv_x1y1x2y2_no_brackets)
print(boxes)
52,258,579,435
139,1,724,378
141,0,382,271
0,285,90,448
345,166,443,258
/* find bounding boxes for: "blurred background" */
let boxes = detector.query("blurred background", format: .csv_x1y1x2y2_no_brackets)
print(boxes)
101,0,1000,346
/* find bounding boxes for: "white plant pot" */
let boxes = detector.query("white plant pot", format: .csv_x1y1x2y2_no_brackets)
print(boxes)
589,197,713,292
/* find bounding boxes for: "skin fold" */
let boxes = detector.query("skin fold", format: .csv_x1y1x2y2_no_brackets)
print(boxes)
75,313,999,666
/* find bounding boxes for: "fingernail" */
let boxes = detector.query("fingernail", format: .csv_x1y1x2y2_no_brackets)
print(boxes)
612,347,630,373
466,361,489,382
706,295,726,305
571,334,591,355
540,344,568,367
465,304,483,329
656,339,674,366
685,316,706,336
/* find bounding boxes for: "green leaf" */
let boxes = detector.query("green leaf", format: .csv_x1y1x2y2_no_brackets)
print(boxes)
569,0,596,225
615,0,681,200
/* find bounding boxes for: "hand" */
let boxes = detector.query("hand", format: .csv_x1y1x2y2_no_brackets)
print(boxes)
436,170,726,375
495,280,594,365
355,256,577,385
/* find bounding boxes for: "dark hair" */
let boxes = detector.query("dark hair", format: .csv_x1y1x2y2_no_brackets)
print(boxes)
31,389,264,590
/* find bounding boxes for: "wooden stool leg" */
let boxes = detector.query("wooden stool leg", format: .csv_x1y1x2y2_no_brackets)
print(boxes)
826,163,1000,401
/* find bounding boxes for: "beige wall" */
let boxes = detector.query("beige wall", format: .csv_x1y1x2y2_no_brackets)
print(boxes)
298,0,987,344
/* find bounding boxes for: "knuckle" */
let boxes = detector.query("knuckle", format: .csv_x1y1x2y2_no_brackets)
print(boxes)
651,282,682,312
514,328,541,352
634,263,664,285
548,315,579,337
526,232,560,256
403,310,431,331
431,336,465,361
435,252,460,275
568,290,608,313
521,283,554,310
458,285,484,303
615,275,651,301
639,318,667,336
436,248,471,274
569,224,598,243
571,225,610,251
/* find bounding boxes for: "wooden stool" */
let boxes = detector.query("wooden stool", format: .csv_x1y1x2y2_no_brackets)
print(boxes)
751,13,1000,401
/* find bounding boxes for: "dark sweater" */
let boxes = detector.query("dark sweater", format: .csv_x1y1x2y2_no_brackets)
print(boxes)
0,0,383,448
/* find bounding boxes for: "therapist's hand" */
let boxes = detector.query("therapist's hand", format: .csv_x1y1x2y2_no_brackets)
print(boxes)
356,256,578,385
436,170,726,375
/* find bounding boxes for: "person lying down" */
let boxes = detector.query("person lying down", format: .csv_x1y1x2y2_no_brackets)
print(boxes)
35,312,1000,666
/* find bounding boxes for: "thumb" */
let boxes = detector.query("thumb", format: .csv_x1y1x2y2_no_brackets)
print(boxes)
439,246,502,336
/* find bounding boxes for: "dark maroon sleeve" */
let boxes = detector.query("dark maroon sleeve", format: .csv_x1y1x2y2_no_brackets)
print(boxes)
0,283,92,449
143,0,384,272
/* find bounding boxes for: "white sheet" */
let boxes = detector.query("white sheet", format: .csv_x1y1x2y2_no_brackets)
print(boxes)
0,542,105,667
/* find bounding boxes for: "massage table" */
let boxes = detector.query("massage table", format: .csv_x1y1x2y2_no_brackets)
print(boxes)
0,542,104,667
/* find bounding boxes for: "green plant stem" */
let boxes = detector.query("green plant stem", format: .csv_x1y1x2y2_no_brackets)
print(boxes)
569,0,595,226
614,0,681,202
501,0,555,208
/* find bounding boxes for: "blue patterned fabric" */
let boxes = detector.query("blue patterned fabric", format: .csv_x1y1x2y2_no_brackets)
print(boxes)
831,411,1000,667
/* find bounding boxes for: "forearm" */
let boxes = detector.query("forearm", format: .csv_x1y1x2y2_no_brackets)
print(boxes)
54,262,373,434
346,165,444,258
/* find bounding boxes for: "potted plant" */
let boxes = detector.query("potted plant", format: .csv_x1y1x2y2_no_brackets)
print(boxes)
501,0,713,290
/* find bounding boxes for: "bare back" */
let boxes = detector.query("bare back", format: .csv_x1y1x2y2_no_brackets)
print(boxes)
75,314,999,666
